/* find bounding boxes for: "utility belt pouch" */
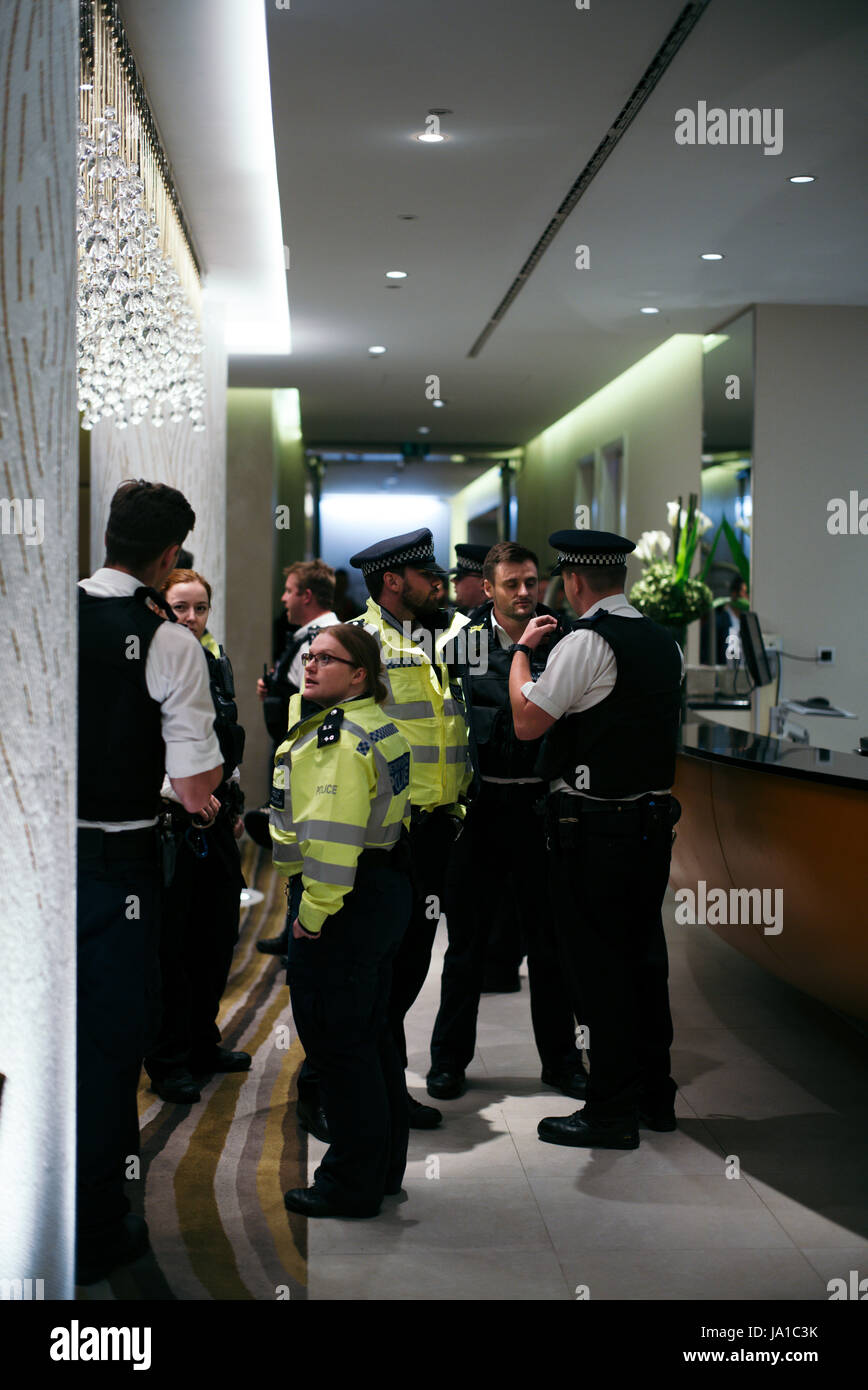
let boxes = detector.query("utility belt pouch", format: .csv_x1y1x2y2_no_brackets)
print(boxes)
158,808,178,888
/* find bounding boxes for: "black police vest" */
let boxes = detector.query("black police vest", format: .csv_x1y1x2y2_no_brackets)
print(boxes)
204,642,245,781
534,610,682,797
464,601,568,780
78,588,166,821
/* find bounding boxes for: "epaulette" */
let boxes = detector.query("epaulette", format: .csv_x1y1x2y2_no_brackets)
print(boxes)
318,707,345,747
369,722,399,743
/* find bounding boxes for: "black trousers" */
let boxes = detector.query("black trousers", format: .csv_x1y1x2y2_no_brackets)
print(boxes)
76,830,161,1250
387,808,460,1068
287,852,412,1213
430,784,579,1075
145,812,244,1080
547,794,679,1121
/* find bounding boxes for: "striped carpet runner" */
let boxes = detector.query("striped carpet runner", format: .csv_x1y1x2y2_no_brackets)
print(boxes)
77,843,308,1301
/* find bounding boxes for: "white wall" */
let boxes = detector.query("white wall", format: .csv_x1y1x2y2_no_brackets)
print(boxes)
89,292,228,640
449,466,503,562
753,305,868,754
0,0,78,1301
320,493,452,613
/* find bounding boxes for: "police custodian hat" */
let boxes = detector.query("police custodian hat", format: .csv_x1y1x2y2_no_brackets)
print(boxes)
449,543,489,577
548,529,636,574
349,527,443,577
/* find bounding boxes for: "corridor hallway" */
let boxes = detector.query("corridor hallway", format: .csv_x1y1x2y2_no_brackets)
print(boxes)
76,846,868,1302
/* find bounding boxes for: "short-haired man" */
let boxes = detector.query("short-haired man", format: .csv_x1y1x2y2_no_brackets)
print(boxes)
509,530,683,1150
257,560,340,743
450,543,488,613
427,542,586,1102
77,480,223,1282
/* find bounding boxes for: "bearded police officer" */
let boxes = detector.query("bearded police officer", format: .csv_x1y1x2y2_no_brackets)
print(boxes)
351,528,471,1128
508,530,683,1150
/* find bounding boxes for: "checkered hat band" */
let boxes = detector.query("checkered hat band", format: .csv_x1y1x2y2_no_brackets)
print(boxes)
457,561,484,574
558,550,626,566
360,542,435,576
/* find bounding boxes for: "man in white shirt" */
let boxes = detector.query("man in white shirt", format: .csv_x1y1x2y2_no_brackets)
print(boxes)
508,529,683,1151
77,480,222,1284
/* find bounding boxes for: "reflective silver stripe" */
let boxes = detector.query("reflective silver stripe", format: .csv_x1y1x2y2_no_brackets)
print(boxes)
387,701,434,719
302,857,357,887
273,844,303,866
445,744,468,763
410,746,440,763
442,699,464,716
365,822,401,847
295,819,366,847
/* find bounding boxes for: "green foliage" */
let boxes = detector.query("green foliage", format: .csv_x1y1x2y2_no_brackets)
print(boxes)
630,561,713,625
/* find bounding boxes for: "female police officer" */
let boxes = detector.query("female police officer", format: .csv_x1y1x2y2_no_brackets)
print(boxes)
270,624,412,1218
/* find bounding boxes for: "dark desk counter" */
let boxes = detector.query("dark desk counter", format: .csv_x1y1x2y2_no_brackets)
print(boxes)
679,716,868,792
672,715,868,1020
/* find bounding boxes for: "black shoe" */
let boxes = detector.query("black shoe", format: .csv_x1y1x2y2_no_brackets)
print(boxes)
481,974,521,993
541,1066,588,1100
426,1069,465,1100
76,1214,150,1286
190,1047,251,1074
407,1092,442,1128
639,1107,677,1132
257,934,288,955
150,1071,201,1104
297,1098,330,1143
283,1187,379,1219
537,1110,639,1150
243,807,272,850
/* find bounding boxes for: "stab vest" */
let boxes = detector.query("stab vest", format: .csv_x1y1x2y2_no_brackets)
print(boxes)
534,609,683,798
461,601,569,780
78,588,165,821
201,633,246,781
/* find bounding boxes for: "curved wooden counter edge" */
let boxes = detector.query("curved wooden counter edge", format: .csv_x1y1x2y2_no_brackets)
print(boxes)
671,749,868,1021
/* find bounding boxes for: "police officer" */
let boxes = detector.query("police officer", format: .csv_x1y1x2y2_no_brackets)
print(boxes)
427,542,586,1101
449,543,488,614
144,568,251,1104
508,530,683,1150
270,625,412,1217
77,482,222,1284
350,528,471,1129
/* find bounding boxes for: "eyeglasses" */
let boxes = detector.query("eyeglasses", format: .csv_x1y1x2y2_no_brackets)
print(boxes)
301,651,359,669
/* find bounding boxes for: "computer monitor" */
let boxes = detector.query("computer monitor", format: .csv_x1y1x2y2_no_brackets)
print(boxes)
739,611,774,688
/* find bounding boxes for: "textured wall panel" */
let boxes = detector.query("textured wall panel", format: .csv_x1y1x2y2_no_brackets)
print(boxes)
0,0,78,1300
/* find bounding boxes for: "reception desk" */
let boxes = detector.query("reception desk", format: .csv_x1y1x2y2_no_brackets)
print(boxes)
671,718,868,1020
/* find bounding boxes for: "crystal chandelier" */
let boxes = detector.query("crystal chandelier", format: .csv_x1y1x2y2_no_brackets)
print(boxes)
77,1,205,433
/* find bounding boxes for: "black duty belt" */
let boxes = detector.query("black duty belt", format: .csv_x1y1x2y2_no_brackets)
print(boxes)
554,791,672,817
78,826,158,861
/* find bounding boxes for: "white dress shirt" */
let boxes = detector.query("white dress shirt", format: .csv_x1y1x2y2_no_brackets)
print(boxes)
522,592,682,799
78,567,222,830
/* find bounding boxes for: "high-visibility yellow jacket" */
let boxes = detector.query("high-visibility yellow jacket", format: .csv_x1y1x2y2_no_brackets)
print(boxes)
269,694,411,934
356,598,471,812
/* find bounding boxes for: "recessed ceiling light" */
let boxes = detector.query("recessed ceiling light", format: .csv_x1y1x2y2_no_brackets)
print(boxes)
700,252,724,261
368,345,386,355
432,399,446,407
640,306,660,315
789,174,815,184
416,131,446,143
385,271,407,279
417,426,430,435
450,454,466,463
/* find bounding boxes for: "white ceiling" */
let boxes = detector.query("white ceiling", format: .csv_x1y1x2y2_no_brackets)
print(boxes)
123,0,868,454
